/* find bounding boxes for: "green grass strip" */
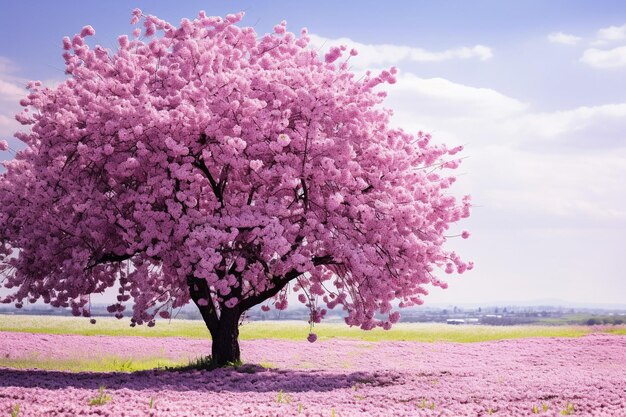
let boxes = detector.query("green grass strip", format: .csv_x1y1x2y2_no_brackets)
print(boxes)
0,314,604,342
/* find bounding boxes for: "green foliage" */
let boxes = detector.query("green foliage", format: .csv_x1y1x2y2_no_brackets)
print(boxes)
88,386,112,406
149,396,156,410
417,398,435,410
164,355,247,372
165,355,212,371
0,355,182,373
586,317,624,326
10,404,20,417
185,355,218,371
607,327,626,336
111,357,134,371
276,389,292,404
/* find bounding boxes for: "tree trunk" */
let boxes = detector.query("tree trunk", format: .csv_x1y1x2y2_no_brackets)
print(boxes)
187,276,241,367
209,307,241,367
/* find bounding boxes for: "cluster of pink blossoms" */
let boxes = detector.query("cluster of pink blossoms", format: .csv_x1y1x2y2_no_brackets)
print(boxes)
0,10,471,330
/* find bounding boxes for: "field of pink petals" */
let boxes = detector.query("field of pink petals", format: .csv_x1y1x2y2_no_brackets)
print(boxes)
1,331,625,417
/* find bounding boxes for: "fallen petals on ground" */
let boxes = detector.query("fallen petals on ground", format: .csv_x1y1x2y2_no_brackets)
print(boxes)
1,332,625,416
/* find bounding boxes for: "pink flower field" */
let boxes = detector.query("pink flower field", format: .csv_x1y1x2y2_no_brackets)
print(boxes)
1,332,625,416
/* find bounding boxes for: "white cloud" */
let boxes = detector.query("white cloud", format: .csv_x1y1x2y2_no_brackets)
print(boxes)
308,34,492,69
547,32,582,45
0,57,26,140
588,23,626,46
580,46,626,68
597,23,626,42
380,73,626,226
0,79,25,102
516,103,626,148
0,57,18,75
386,74,527,123
0,114,18,138
472,146,626,222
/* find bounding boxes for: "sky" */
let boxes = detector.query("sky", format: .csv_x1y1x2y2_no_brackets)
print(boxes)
0,1,625,308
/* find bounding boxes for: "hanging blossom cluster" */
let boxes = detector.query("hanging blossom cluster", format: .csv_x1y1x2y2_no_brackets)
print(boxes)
0,10,471,330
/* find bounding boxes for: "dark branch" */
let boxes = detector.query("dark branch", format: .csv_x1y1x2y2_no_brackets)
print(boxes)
312,255,336,266
218,164,230,198
300,178,309,211
238,254,336,311
187,275,219,336
246,186,256,206
84,251,138,271
191,157,223,206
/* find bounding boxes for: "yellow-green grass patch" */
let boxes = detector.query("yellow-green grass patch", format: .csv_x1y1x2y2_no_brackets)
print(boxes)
0,355,187,373
0,314,610,343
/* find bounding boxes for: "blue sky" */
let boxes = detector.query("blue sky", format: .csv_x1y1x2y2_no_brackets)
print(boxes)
1,1,625,307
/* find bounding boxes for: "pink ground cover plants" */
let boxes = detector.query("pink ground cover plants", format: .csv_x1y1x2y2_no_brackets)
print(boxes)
1,332,625,416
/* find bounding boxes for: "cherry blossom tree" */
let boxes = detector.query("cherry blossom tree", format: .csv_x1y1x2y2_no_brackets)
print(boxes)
0,10,472,366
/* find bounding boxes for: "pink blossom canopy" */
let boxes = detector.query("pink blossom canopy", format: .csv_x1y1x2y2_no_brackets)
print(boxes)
0,10,471,330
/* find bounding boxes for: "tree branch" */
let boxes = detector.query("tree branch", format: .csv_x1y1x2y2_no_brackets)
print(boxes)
84,251,138,271
238,255,336,311
187,275,219,336
191,157,223,207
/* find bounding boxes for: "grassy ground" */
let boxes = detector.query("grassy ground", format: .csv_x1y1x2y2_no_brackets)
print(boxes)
0,314,617,342
609,327,626,335
0,355,188,373
1,314,623,373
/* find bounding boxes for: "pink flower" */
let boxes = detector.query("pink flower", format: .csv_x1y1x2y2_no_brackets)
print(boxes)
80,25,96,38
224,297,238,308
324,46,342,63
0,9,471,347
274,21,287,34
131,8,142,25
461,231,470,239
389,311,400,324
249,160,263,172
118,35,129,48
277,133,291,147
307,333,317,343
